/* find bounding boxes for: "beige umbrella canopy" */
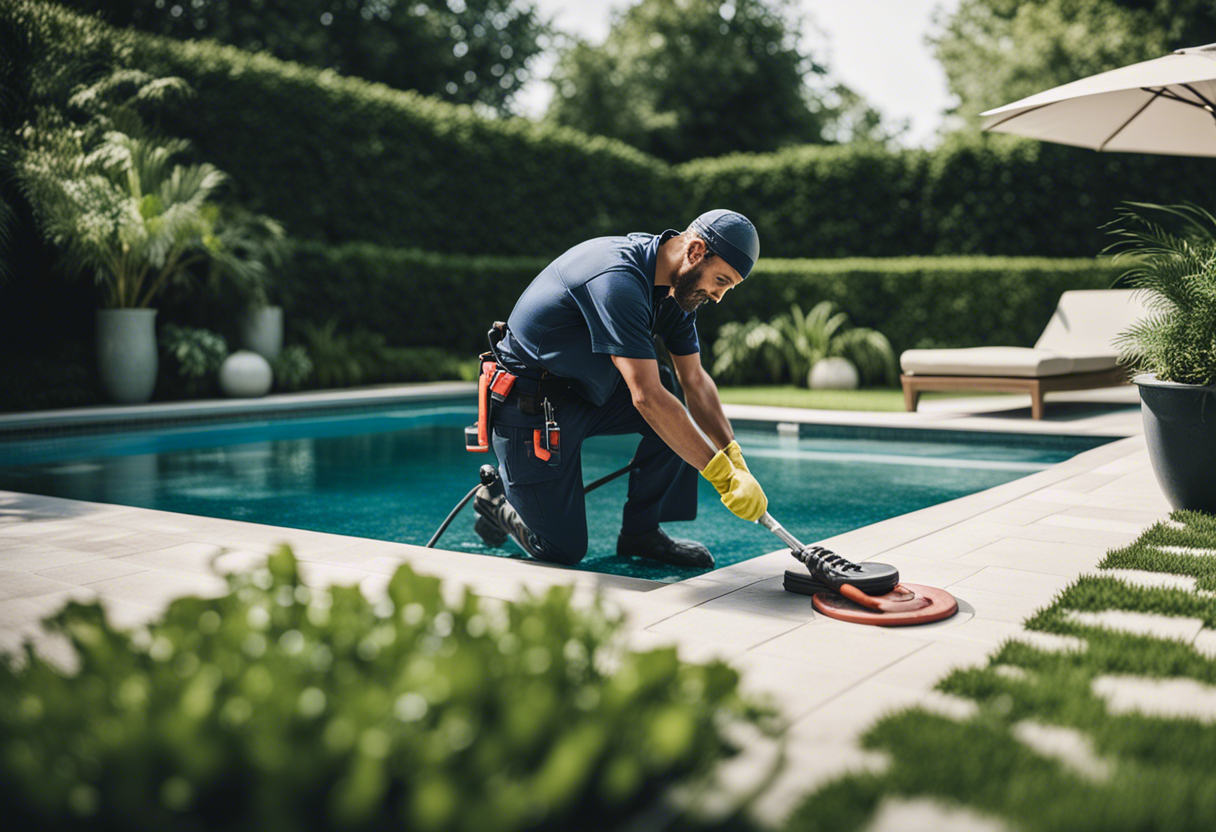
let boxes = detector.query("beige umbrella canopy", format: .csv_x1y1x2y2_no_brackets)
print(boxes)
981,43,1216,156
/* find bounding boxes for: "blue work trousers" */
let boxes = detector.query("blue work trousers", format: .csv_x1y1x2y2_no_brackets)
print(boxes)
489,379,699,565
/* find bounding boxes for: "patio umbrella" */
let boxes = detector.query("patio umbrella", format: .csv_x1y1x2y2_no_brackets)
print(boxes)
980,43,1216,156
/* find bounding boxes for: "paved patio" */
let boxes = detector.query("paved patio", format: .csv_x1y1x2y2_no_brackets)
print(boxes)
0,383,1164,824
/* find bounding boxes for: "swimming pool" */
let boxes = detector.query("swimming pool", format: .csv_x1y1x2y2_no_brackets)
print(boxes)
0,397,1115,581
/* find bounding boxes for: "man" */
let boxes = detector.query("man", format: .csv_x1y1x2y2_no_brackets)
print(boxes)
473,209,768,569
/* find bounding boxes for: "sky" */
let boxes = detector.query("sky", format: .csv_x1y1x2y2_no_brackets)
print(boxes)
518,0,963,148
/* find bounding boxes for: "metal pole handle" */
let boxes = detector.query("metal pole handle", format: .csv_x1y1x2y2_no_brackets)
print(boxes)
757,511,805,553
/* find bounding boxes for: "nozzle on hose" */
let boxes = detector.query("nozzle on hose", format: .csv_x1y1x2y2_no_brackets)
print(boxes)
479,464,498,487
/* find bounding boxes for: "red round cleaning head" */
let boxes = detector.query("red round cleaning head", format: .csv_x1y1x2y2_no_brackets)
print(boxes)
812,583,958,626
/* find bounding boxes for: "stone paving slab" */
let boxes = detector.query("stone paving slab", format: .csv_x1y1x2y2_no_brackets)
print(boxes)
1093,675,1216,722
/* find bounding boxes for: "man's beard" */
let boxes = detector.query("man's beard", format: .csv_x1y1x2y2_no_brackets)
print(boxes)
671,264,710,313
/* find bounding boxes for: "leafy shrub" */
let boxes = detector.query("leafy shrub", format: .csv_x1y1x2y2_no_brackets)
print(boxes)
298,321,474,389
271,344,314,392
0,547,774,830
713,301,895,387
157,323,228,399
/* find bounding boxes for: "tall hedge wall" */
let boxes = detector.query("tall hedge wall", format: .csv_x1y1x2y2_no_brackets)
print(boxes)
6,1,1216,264
285,242,1127,357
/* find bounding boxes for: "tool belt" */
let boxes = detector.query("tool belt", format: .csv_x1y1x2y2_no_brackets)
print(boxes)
464,322,562,465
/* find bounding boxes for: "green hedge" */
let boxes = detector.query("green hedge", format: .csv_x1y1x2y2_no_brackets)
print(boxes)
6,1,1216,264
681,135,1216,258
702,255,1127,354
284,242,1126,358
283,242,547,354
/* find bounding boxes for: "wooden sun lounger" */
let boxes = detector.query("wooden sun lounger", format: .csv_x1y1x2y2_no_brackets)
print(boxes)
898,289,1147,420
901,367,1130,420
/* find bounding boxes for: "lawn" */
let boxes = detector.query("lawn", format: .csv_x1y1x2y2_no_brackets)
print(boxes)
785,510,1216,832
717,385,1007,411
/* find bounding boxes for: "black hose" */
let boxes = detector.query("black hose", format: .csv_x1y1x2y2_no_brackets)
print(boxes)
425,459,634,549
425,482,482,548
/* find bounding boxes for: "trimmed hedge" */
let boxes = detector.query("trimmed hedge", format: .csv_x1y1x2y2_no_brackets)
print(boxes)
6,1,1216,264
706,255,1127,353
284,242,1126,357
283,242,547,354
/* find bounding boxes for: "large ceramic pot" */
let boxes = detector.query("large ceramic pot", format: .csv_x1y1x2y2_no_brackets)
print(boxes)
240,304,283,361
96,308,158,404
1135,373,1216,513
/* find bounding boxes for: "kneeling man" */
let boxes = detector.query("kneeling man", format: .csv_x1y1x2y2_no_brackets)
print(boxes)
474,209,768,568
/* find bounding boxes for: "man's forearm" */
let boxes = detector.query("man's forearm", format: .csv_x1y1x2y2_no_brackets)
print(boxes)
633,387,717,470
684,374,734,450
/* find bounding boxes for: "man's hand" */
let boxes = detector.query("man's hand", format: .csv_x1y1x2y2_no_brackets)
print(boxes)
701,449,768,521
724,439,750,473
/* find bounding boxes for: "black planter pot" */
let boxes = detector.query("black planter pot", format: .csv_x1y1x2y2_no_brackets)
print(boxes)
1135,373,1216,514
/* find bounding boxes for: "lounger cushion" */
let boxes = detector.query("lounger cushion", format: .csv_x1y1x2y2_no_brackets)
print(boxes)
1063,354,1121,373
900,347,1076,378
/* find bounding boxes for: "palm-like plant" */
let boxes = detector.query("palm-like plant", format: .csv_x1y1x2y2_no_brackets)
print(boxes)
17,119,226,308
711,318,783,384
712,300,896,387
1107,202,1216,387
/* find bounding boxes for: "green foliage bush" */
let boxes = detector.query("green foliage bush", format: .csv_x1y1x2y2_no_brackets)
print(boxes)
297,319,477,389
158,323,228,398
712,301,896,387
0,547,773,830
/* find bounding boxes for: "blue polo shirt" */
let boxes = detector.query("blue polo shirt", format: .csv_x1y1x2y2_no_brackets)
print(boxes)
499,230,701,406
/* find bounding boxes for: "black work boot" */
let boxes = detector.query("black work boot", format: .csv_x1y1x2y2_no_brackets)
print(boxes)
473,482,547,559
616,527,714,569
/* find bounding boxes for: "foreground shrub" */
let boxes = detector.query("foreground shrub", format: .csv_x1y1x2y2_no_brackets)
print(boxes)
0,548,774,830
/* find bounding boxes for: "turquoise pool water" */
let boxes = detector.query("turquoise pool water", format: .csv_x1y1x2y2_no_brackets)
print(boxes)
0,398,1114,581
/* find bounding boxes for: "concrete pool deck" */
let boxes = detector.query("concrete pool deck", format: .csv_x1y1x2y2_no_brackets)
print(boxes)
0,383,1164,823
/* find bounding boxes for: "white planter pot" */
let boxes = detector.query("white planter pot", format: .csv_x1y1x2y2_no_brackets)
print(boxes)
240,305,283,361
220,350,274,398
96,308,158,404
808,357,859,390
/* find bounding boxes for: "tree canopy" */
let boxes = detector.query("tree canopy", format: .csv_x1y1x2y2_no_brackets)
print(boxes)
59,0,551,115
544,0,895,163
930,0,1216,127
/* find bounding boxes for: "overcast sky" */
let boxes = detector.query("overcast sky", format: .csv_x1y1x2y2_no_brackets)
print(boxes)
519,0,963,148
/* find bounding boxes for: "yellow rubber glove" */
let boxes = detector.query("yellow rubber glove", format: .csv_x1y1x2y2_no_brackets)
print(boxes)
724,440,749,473
701,449,768,522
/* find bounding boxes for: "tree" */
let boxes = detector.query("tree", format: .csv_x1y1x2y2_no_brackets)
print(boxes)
544,0,894,162
930,0,1216,128
59,0,551,116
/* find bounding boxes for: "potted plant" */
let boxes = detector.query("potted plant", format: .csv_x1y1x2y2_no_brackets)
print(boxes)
1108,202,1216,513
204,204,288,361
14,71,228,404
712,300,896,389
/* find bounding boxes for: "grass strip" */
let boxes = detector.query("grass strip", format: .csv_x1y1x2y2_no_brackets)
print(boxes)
780,509,1216,832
